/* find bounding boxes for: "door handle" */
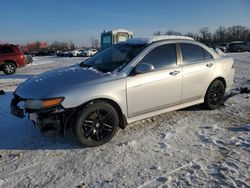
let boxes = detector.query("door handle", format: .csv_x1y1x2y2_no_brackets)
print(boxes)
169,70,181,76
206,62,213,68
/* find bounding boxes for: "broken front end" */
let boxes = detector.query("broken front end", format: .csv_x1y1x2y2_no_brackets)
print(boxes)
10,93,75,136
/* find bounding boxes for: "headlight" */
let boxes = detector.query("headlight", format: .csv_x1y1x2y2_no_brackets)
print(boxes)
25,97,64,109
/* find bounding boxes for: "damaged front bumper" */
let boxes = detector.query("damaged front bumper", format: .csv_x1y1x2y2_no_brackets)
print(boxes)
10,93,74,136
10,94,25,118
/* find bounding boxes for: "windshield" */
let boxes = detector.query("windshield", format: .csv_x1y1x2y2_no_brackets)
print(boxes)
80,43,146,73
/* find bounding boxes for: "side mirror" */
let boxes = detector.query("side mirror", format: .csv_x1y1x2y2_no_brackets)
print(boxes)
135,63,154,74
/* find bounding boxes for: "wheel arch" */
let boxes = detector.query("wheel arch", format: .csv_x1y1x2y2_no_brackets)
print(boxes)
203,77,226,110
93,98,128,129
65,97,127,131
213,77,226,88
203,76,227,98
1,60,17,68
204,77,226,98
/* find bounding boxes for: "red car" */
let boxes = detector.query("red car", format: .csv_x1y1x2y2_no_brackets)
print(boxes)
0,44,27,74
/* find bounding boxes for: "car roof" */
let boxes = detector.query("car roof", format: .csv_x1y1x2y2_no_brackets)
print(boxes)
121,35,221,59
123,35,194,45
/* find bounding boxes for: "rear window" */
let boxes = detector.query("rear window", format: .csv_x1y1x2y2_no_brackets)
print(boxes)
0,46,14,54
180,43,213,64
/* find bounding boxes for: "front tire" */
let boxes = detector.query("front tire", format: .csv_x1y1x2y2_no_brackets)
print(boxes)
2,62,16,74
74,101,119,147
204,80,225,110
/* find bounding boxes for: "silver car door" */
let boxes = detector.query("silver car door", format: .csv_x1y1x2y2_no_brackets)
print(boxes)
126,43,182,117
179,43,215,103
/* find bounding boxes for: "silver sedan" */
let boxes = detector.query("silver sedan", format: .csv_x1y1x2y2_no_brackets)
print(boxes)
11,36,235,147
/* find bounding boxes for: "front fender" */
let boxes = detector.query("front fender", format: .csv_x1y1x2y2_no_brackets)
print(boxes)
59,79,127,117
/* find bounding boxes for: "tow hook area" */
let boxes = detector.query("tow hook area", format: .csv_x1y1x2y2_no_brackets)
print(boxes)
31,112,65,136
29,108,76,137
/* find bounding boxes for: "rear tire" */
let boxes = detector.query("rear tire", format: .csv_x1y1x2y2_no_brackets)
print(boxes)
74,101,119,147
204,80,225,110
2,62,16,74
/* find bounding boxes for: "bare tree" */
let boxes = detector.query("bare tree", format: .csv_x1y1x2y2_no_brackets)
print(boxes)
153,30,181,36
69,41,75,50
165,30,182,35
93,38,99,49
50,41,69,51
90,37,99,49
153,31,162,36
214,26,227,43
231,26,249,41
247,29,250,41
153,25,250,44
199,27,212,42
185,32,200,41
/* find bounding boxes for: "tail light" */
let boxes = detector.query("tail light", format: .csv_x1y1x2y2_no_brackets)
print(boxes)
18,55,25,61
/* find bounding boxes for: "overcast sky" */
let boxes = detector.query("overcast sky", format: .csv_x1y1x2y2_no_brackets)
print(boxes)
0,0,249,46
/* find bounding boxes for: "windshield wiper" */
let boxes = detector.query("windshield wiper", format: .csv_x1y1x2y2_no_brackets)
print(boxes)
80,63,108,73
95,66,111,73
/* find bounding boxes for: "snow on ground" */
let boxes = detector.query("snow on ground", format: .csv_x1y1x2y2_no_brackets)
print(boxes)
0,56,88,91
0,54,249,187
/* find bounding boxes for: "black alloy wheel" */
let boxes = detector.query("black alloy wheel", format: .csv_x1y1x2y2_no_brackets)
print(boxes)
204,80,225,110
74,101,119,147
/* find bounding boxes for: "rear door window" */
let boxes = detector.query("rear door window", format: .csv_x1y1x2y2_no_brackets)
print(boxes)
180,43,213,64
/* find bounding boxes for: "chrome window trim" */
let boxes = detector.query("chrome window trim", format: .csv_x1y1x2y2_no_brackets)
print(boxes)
121,39,220,76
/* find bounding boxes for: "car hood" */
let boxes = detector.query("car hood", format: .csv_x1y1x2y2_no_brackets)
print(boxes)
15,64,113,99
